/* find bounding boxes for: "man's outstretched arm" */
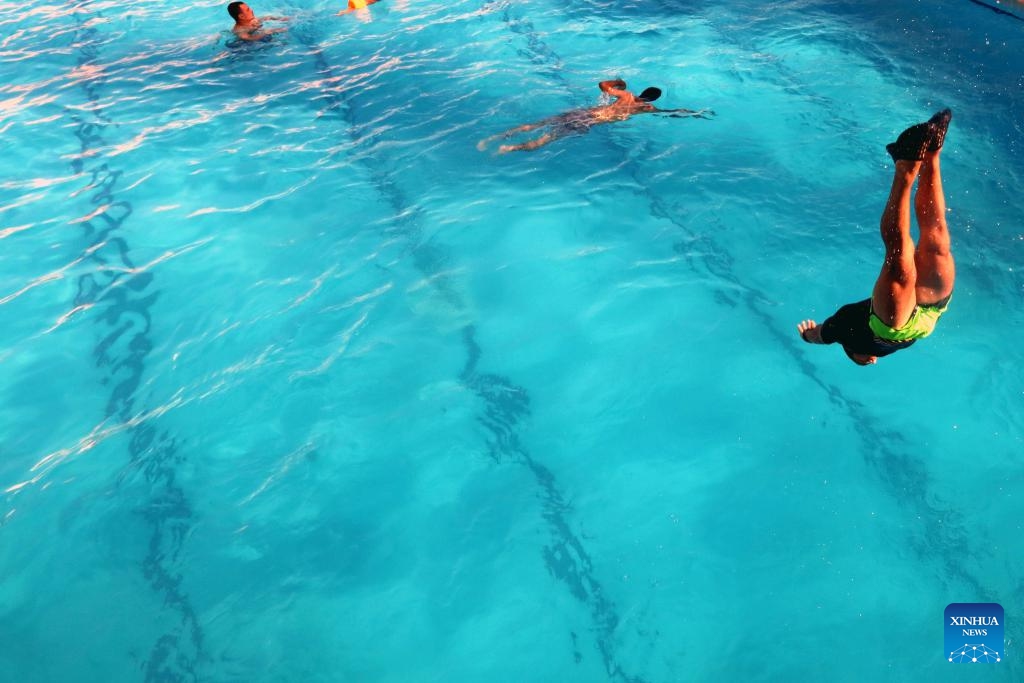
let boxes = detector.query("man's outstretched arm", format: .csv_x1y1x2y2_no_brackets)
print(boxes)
654,107,715,119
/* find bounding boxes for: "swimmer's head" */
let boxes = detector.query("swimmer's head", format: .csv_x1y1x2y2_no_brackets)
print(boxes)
227,2,252,21
638,87,662,103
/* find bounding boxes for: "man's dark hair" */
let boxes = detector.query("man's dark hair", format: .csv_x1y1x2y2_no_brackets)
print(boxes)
227,2,245,20
638,87,662,103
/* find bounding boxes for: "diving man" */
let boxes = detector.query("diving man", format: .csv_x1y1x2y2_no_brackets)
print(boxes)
798,109,955,365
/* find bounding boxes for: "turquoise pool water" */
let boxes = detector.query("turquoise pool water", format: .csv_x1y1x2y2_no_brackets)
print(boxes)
1,0,1021,680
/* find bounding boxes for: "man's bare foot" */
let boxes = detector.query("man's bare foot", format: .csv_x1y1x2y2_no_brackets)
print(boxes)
797,319,823,343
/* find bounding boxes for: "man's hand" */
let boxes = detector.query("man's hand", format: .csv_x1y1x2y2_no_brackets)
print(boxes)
797,319,823,344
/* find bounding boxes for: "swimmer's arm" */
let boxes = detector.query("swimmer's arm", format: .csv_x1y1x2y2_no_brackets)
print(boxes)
234,25,285,41
655,107,715,119
263,15,291,21
598,79,629,99
233,26,265,41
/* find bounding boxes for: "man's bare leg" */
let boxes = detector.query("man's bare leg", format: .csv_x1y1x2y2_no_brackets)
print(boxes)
871,160,922,328
477,121,549,151
499,132,556,153
913,150,955,305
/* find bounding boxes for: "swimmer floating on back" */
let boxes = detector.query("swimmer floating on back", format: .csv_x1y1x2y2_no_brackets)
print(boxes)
477,79,713,153
798,109,955,366
227,2,289,41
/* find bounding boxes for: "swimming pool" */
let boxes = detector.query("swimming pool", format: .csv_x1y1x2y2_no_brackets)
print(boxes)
1,0,1021,680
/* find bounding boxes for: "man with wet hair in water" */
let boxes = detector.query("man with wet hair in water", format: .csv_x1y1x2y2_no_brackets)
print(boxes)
477,79,712,153
227,2,289,42
798,109,955,366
